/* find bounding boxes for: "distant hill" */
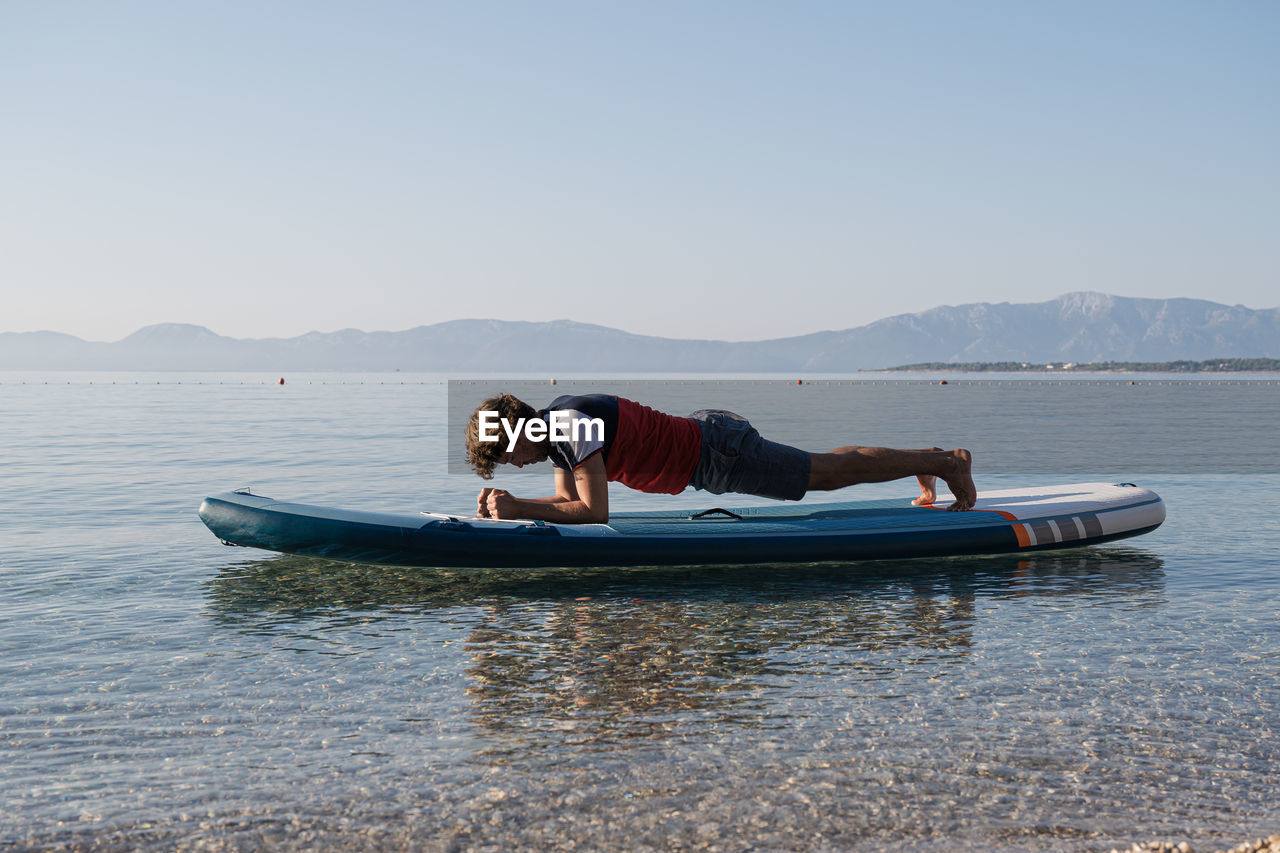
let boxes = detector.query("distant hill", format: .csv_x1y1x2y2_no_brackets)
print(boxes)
3,292,1278,371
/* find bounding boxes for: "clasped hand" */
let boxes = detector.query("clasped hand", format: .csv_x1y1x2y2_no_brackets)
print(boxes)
476,487,517,519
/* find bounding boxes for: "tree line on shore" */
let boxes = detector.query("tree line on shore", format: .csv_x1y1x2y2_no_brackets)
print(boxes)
880,357,1280,373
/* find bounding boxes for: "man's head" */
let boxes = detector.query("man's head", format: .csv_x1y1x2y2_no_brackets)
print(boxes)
465,393,548,479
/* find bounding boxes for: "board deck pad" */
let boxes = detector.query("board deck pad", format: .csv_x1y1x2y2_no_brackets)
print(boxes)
199,482,1165,569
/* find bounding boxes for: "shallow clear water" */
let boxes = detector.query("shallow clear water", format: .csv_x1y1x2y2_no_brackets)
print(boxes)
2,374,1278,851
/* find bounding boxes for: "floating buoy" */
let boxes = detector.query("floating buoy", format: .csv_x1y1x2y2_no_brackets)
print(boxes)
796,379,803,385
278,377,285,385
550,378,557,385
939,379,948,385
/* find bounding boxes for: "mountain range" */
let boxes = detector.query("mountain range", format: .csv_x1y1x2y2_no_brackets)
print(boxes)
4,292,1278,372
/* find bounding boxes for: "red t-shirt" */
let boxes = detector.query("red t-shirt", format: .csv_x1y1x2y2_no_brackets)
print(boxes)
542,395,702,494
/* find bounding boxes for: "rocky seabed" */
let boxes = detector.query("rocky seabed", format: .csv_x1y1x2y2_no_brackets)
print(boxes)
1113,834,1280,853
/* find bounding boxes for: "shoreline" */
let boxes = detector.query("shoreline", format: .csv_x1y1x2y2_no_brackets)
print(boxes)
15,824,1280,851
1114,835,1280,853
876,358,1280,373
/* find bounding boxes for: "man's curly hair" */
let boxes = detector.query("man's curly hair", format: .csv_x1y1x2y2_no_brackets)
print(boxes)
465,393,540,479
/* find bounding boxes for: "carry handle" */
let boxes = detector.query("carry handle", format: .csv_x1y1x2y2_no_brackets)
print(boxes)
690,507,743,520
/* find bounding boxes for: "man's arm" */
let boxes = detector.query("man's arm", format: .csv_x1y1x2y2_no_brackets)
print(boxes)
480,455,609,523
525,466,581,504
477,467,578,515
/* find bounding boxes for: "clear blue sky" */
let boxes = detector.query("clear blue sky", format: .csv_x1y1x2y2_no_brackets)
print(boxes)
2,1,1277,342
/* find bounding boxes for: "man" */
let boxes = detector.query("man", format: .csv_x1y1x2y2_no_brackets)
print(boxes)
465,392,977,523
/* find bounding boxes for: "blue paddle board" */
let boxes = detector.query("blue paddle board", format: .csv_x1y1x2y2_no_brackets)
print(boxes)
198,482,1164,568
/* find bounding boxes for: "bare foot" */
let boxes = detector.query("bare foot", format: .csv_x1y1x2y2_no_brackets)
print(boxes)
913,475,936,506
912,447,943,505
942,449,976,511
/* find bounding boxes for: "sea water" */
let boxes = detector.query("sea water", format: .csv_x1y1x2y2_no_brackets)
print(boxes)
2,374,1278,851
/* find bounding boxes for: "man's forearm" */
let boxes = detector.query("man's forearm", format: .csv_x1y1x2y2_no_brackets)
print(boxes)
506,497,607,524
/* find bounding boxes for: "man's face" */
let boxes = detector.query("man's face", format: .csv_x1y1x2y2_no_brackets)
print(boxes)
498,434,543,468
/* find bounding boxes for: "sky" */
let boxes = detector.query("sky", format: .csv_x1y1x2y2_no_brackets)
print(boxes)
2,0,1277,343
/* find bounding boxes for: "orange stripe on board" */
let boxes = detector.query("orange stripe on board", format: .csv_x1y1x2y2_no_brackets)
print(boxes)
921,504,1019,522
1013,524,1032,547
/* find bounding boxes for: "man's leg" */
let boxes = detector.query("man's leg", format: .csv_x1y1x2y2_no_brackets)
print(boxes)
807,446,977,511
907,447,942,506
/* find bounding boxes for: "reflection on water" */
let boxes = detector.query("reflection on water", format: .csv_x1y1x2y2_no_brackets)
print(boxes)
206,549,1165,621
206,550,1165,754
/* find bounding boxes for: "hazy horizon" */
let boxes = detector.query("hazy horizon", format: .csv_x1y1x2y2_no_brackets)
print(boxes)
7,289,1280,345
6,289,1280,345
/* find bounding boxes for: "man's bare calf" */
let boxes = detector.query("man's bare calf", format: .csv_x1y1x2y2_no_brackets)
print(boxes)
807,446,977,511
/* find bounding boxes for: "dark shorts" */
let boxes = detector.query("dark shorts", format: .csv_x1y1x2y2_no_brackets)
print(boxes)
686,410,811,501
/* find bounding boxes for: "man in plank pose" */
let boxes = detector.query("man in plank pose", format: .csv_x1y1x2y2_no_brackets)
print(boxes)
465,393,976,524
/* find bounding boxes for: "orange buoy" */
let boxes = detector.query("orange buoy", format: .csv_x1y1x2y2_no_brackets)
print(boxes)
939,379,948,385
278,377,285,385
796,379,803,385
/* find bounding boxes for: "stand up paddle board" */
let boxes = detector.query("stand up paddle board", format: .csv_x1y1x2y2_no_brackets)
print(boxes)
198,482,1164,569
